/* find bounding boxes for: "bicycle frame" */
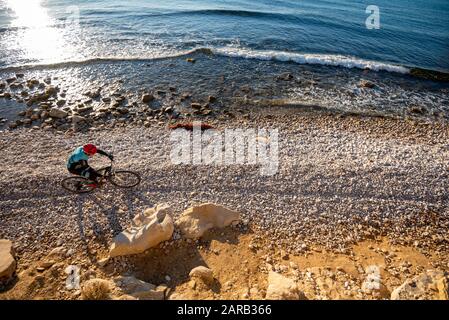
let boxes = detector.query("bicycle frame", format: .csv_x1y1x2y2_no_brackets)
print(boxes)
97,160,115,181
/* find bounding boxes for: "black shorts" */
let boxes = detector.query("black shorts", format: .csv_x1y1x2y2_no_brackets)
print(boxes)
68,163,101,181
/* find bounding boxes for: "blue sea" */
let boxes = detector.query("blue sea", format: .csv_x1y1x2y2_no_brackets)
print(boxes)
0,0,448,120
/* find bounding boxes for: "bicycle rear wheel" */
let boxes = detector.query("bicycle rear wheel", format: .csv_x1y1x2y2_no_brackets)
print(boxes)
110,170,141,188
61,176,96,193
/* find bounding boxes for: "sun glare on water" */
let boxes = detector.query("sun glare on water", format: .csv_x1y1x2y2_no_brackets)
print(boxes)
5,0,76,64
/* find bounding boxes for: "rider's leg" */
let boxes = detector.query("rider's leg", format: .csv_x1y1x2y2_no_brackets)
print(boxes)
80,166,101,184
68,166,83,176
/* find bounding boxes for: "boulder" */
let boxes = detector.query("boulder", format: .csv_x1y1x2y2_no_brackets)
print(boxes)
408,106,427,115
49,107,68,119
177,203,240,238
45,86,57,96
142,94,154,103
358,79,375,89
189,266,214,284
391,270,449,300
277,72,294,81
109,204,174,257
70,115,86,124
114,276,164,300
265,271,306,300
0,239,16,284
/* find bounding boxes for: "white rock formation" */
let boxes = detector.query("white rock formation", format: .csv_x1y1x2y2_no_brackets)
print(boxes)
109,204,174,257
177,203,240,238
0,239,16,284
265,271,306,300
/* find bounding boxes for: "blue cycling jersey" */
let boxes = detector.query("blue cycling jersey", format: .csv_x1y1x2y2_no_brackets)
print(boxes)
67,146,89,168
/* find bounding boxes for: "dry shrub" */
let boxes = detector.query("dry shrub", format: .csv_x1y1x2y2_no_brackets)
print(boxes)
81,279,112,300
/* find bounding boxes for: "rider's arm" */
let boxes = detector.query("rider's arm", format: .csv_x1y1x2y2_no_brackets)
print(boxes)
97,149,114,161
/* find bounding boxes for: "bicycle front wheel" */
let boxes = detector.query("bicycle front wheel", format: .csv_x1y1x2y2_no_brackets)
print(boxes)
110,170,141,188
61,177,96,193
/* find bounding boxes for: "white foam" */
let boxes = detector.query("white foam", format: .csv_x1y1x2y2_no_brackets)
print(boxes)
1,46,411,74
211,47,410,74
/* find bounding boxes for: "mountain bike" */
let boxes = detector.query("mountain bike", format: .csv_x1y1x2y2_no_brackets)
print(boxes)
61,160,141,193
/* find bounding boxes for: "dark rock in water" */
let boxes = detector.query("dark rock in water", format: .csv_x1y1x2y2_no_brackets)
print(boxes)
16,73,24,78
45,86,58,96
186,58,196,63
358,80,375,89
277,73,294,81
156,90,166,96
142,94,154,103
410,68,449,82
408,106,427,115
169,86,177,92
3,93,11,99
208,96,217,103
6,78,16,84
102,97,111,103
56,100,66,107
9,83,23,90
26,79,39,88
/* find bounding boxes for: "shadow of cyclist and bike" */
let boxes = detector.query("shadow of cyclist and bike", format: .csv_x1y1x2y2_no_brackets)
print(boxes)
72,187,155,262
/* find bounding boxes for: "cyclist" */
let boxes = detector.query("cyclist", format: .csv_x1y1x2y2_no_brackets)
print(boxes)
67,144,114,185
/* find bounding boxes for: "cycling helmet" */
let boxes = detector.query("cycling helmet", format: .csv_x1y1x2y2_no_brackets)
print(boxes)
83,144,97,155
